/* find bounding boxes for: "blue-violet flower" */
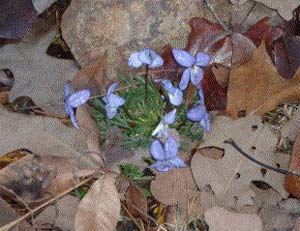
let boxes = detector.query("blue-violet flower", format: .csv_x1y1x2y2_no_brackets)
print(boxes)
149,136,186,172
103,82,125,119
152,109,176,139
172,49,210,90
64,83,91,128
187,104,210,132
128,48,163,68
155,79,183,106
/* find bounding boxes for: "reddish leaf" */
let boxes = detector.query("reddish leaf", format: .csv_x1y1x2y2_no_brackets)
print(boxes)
0,0,38,39
243,17,270,48
126,183,148,221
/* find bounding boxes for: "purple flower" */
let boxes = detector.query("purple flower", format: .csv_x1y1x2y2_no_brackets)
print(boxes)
152,109,177,139
172,49,210,90
103,82,125,119
64,83,91,128
155,79,183,106
187,104,210,132
128,48,163,68
149,136,186,172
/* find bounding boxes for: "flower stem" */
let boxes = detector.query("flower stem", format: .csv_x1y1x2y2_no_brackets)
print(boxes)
144,65,149,103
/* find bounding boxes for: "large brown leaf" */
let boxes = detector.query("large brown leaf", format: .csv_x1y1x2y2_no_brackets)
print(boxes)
0,27,78,115
74,174,120,231
226,41,300,118
191,115,289,209
0,104,102,168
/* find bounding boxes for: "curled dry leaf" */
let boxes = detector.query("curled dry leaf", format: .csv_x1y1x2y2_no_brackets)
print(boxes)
205,207,262,231
226,41,300,119
75,174,120,231
285,129,300,198
126,183,148,221
191,115,289,209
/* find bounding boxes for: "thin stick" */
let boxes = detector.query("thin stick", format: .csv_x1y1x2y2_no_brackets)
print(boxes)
203,0,230,31
0,177,94,231
144,65,149,103
224,139,300,177
0,186,34,228
121,203,143,231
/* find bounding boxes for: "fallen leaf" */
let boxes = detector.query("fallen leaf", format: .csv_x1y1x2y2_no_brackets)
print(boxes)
226,41,300,118
205,206,262,231
278,198,300,214
150,167,198,206
0,0,38,39
0,104,102,168
126,183,148,221
191,115,289,209
0,197,20,226
285,129,300,198
0,27,78,115
253,0,300,20
35,195,79,231
259,207,297,230
74,174,120,231
32,0,57,14
71,54,108,97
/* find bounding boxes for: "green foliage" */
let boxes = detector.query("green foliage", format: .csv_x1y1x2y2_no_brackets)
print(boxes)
120,163,144,179
91,74,203,150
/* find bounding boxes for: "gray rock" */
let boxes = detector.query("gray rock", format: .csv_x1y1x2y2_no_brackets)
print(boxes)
61,0,232,89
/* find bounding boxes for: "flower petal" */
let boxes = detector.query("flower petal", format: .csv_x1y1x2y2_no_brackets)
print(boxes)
107,94,125,108
158,79,176,94
128,52,143,68
105,104,117,119
179,67,191,90
168,89,183,106
198,87,205,103
200,112,210,132
164,136,178,159
190,66,203,86
150,140,165,161
67,105,79,128
187,105,206,122
149,52,164,68
195,51,210,67
169,157,186,168
163,109,176,124
138,48,152,65
149,161,174,172
107,82,119,95
172,49,195,67
66,89,91,108
64,83,71,98
152,121,168,138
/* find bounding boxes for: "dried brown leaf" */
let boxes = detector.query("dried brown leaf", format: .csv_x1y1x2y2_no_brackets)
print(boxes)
126,183,148,221
205,207,262,231
191,115,289,209
0,27,78,115
226,41,300,118
74,174,120,231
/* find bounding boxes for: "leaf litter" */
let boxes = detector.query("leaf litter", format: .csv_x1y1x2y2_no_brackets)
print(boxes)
2,1,300,231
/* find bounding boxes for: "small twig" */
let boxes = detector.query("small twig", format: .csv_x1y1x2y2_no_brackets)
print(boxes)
203,0,230,31
0,185,34,228
144,65,149,103
121,203,144,231
224,138,300,177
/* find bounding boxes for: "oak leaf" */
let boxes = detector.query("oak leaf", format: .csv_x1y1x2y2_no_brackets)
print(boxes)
226,41,300,118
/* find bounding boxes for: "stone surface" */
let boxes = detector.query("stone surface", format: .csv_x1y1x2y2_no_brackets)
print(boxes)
61,0,232,89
